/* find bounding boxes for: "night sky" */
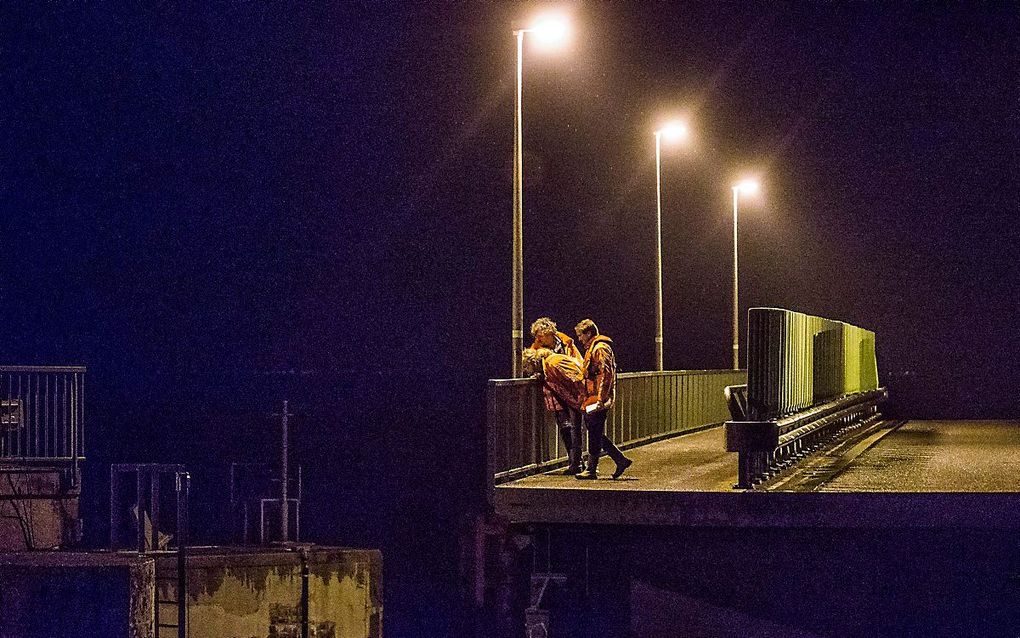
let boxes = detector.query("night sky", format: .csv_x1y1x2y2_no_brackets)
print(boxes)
3,3,1018,635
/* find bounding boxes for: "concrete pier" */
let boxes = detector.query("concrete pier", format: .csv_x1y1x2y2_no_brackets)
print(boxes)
0,552,154,638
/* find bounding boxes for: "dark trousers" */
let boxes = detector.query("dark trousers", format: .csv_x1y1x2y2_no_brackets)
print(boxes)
555,409,582,470
583,409,626,471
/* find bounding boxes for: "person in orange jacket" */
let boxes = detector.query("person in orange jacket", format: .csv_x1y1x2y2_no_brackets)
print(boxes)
522,317,584,474
574,319,632,480
524,348,587,416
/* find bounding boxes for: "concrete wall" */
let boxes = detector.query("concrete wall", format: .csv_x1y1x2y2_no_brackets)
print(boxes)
155,545,382,638
0,465,81,550
0,552,154,638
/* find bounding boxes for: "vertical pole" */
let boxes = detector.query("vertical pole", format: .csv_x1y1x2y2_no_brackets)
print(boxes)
176,471,190,638
281,399,289,543
150,470,160,551
654,132,664,371
732,188,740,370
71,372,79,485
136,467,146,553
300,548,310,638
110,467,120,549
511,30,525,377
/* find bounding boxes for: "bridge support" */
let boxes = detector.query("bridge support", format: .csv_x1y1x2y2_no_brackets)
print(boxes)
466,518,632,638
726,389,887,488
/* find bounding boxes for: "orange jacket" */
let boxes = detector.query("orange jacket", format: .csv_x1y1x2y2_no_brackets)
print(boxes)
523,331,583,412
581,335,616,411
540,354,586,412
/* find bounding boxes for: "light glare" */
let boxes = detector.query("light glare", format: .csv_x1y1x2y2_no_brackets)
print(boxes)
659,121,689,143
735,179,760,195
530,13,571,48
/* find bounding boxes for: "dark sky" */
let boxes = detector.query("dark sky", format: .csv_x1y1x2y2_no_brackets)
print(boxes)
2,2,1018,635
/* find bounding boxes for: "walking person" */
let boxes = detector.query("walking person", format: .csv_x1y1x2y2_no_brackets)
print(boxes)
574,319,632,480
522,317,584,474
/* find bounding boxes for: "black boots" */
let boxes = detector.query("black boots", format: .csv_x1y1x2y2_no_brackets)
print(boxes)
612,456,633,479
574,455,633,480
559,425,581,475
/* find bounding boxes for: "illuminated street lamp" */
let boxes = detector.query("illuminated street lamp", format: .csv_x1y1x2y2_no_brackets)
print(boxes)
653,120,690,371
511,12,571,376
731,179,760,369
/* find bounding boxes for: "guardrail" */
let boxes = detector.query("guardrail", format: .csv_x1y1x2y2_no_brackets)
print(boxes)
728,308,884,488
727,388,886,488
487,369,746,490
0,366,85,470
746,308,879,420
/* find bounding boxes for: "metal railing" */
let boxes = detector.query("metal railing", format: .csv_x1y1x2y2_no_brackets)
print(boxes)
487,369,746,487
727,389,886,488
0,366,85,466
746,308,879,421
728,308,885,488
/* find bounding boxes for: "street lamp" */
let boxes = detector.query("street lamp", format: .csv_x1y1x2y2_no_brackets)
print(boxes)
653,120,689,371
511,12,571,377
731,179,759,369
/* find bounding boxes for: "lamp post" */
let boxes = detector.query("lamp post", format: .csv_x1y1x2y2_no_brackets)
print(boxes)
511,13,570,377
731,179,759,369
653,121,689,371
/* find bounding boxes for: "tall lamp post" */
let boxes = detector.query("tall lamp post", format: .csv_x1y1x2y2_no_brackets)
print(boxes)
511,13,571,377
731,179,759,370
652,121,689,371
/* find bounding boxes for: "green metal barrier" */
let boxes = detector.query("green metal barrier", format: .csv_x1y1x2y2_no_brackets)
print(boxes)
730,308,884,488
746,308,879,421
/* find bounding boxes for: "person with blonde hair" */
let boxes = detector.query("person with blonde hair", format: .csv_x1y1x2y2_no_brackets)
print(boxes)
522,317,583,474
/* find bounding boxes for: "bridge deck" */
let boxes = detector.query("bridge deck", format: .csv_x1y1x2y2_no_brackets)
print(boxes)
813,419,1020,492
494,420,1020,528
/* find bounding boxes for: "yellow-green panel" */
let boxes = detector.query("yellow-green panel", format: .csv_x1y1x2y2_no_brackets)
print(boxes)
746,308,879,420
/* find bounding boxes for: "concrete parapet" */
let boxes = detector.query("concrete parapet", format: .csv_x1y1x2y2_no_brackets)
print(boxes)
0,464,81,550
0,552,154,638
154,545,382,638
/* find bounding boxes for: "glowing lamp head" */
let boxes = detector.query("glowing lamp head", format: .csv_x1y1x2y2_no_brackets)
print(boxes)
658,121,689,143
734,179,760,195
529,13,571,49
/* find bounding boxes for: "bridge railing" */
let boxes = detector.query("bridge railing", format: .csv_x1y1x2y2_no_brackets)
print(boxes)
728,308,885,488
0,366,85,468
746,307,879,421
487,369,746,488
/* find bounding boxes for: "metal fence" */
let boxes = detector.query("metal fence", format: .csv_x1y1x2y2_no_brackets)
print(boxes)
488,369,746,485
729,308,884,487
0,366,85,464
746,308,879,421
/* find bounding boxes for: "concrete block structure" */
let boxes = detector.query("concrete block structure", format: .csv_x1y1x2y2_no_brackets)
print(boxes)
0,552,155,638
154,545,382,638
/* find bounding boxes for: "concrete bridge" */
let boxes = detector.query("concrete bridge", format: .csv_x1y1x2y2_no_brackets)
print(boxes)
495,417,1020,528
474,308,1020,637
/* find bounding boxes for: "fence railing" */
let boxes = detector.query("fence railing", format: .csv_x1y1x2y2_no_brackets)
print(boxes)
487,369,746,486
746,308,879,421
0,366,85,466
728,308,884,487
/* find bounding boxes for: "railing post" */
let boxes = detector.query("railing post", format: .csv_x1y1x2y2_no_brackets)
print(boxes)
110,466,120,549
737,452,751,490
176,470,190,638
71,371,80,485
136,467,147,553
